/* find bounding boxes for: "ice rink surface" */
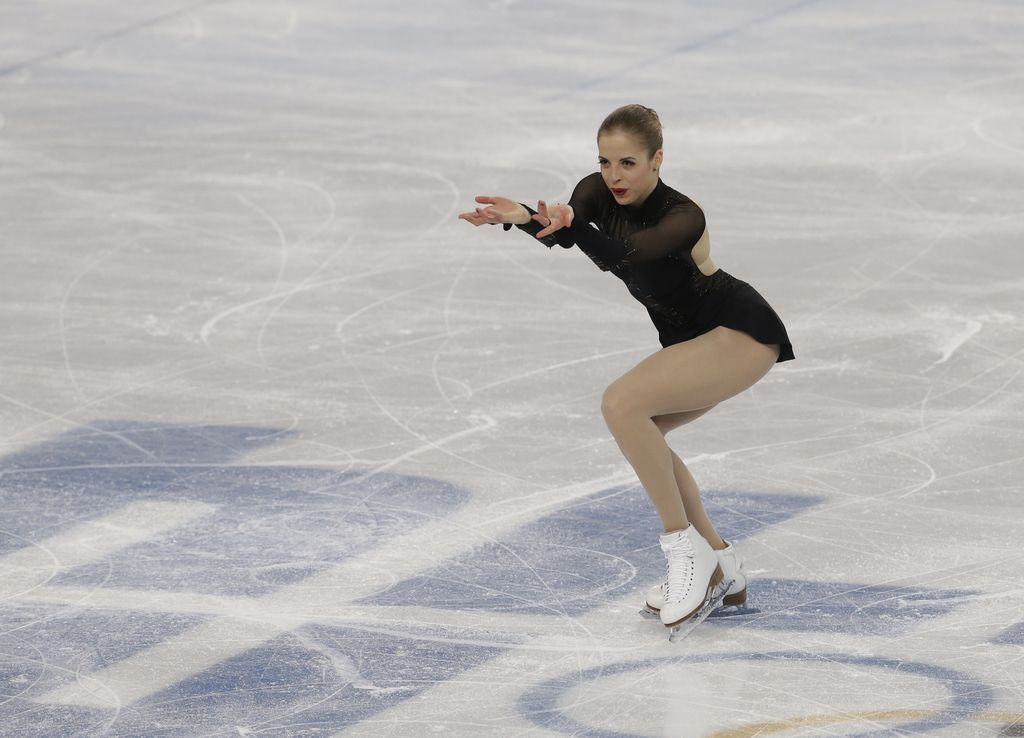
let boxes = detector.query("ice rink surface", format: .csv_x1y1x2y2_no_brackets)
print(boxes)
2,1,1023,735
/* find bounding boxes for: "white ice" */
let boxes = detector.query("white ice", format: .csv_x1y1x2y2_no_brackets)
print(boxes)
1,1,1023,736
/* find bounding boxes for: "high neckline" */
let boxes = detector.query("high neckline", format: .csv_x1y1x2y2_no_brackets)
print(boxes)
623,178,667,218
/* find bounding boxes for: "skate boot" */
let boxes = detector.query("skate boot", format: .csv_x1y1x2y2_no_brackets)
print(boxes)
641,540,746,618
714,541,747,608
657,526,723,637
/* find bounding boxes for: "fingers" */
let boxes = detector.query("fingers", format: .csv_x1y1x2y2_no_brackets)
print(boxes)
463,197,569,232
467,196,513,224
535,215,562,239
459,211,491,226
552,204,573,229
533,200,572,238
478,206,502,223
531,201,552,223
459,207,504,226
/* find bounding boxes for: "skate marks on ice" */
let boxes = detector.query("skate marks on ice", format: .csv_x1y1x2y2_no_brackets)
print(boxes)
0,421,469,598
0,422,1011,736
704,577,977,636
363,483,978,638
517,652,998,738
363,485,819,616
992,621,1024,646
0,421,489,735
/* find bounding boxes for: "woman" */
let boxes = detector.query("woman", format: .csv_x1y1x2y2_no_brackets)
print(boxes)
459,104,794,635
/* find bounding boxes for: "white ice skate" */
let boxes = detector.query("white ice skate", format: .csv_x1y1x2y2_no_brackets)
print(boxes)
641,539,747,627
655,527,723,641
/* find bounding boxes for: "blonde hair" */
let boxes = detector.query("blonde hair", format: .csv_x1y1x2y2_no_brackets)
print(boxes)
597,104,663,156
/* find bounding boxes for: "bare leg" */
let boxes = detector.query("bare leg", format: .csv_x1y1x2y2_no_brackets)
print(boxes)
652,407,725,549
601,327,779,533
670,450,725,549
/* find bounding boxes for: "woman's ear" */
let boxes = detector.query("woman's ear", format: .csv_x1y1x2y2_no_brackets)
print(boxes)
653,149,664,171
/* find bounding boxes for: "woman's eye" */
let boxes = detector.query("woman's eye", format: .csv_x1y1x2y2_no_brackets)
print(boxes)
623,161,635,167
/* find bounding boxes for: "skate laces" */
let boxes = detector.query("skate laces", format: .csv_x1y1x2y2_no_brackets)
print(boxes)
662,534,696,604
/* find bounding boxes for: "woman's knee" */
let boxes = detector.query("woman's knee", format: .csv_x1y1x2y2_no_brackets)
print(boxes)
601,379,639,428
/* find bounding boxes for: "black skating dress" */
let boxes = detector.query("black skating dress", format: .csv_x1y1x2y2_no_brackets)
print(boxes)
506,172,794,362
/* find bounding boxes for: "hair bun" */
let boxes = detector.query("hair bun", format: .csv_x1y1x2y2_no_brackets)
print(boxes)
598,104,663,156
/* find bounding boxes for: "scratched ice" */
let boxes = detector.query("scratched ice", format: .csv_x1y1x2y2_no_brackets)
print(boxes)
2,1,1023,736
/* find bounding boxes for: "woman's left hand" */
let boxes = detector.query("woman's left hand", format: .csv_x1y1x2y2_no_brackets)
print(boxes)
533,200,574,238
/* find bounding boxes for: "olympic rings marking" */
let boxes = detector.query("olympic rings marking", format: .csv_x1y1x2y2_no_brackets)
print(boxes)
516,651,994,738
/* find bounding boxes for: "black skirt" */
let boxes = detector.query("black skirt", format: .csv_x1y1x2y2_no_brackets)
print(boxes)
654,271,795,363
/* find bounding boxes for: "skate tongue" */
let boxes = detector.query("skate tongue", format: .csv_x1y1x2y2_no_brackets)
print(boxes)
659,528,695,554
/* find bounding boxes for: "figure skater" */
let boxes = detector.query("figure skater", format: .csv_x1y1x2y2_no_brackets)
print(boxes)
459,104,794,636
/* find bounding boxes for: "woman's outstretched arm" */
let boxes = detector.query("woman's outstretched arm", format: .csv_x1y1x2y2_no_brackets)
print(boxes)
459,174,605,250
459,193,577,248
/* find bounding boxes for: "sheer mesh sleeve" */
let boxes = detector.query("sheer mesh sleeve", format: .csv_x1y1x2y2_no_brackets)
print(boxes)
502,173,605,249
501,174,706,271
570,200,706,270
504,204,573,248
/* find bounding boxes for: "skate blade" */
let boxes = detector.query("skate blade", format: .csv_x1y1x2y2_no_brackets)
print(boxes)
667,578,734,643
639,604,661,620
708,603,759,618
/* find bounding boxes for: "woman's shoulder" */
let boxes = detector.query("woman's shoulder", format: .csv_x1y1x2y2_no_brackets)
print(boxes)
661,182,699,209
659,184,706,224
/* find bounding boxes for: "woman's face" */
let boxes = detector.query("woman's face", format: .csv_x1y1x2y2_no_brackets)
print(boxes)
598,130,663,207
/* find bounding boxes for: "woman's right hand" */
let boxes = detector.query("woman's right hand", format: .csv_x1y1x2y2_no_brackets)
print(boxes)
458,196,531,227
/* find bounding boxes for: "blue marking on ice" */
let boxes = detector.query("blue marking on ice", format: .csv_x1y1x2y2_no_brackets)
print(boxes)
0,421,469,596
362,485,821,615
707,578,977,636
0,422,985,736
363,483,972,636
109,624,509,735
0,604,210,716
517,651,995,738
0,421,477,736
992,621,1024,646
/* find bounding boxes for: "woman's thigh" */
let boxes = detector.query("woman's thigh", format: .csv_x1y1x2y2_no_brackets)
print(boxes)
604,327,780,420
